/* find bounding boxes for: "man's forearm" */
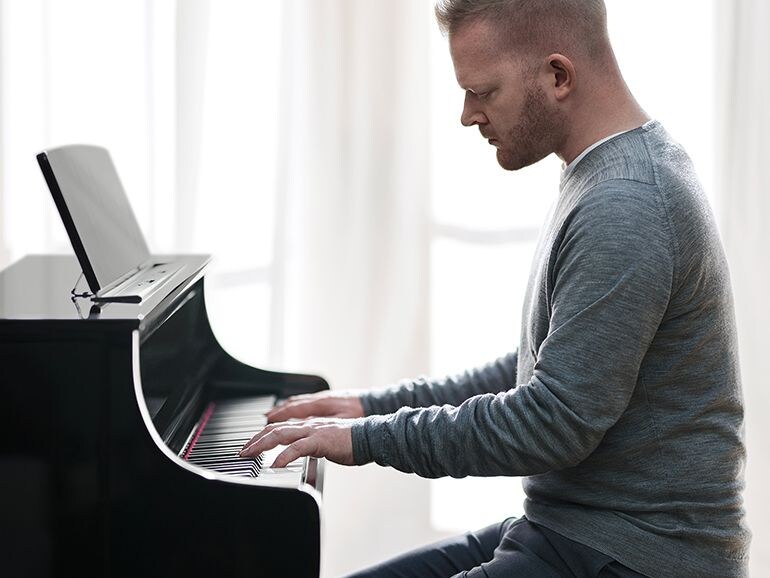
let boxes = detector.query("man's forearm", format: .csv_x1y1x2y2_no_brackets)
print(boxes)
359,350,518,415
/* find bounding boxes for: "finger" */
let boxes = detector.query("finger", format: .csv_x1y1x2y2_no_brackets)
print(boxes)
239,425,309,458
239,429,276,458
267,399,327,422
240,421,281,452
271,438,319,468
266,404,301,422
278,393,320,405
241,424,295,456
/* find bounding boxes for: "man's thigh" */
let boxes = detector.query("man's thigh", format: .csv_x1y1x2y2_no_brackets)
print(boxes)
344,517,647,578
459,518,645,578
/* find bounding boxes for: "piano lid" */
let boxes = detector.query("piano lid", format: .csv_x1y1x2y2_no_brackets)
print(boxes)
0,254,210,325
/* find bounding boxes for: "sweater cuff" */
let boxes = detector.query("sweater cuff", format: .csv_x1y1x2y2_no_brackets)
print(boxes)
350,415,392,466
359,393,379,417
351,419,373,465
359,389,403,416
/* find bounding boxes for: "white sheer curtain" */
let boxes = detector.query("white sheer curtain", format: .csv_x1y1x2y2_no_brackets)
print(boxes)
716,1,770,573
0,0,180,265
276,2,448,576
277,0,431,405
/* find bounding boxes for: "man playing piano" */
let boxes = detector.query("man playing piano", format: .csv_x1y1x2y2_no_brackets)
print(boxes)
240,0,750,576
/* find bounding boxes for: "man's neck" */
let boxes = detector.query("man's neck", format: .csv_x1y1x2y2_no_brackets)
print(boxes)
558,98,650,165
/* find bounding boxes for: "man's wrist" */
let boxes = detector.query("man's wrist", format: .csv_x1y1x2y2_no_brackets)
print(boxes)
358,393,377,417
350,418,374,465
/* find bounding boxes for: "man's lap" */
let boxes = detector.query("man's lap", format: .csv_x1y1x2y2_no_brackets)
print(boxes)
343,517,647,578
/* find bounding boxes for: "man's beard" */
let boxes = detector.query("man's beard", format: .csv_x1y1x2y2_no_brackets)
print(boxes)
497,85,563,171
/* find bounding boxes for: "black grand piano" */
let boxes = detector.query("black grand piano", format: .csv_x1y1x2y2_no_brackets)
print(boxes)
0,255,327,577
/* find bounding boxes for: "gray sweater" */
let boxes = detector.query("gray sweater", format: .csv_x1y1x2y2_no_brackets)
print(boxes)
350,121,750,577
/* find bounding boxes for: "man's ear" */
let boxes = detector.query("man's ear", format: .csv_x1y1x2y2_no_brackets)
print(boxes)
546,53,575,101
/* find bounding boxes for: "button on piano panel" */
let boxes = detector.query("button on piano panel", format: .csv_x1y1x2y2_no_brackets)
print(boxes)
180,395,305,479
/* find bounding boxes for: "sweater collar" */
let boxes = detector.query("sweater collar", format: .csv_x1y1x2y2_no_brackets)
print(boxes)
559,120,658,191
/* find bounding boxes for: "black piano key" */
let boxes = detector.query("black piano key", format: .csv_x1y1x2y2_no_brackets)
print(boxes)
189,441,250,450
187,454,261,466
181,395,293,478
194,436,256,446
206,465,260,477
189,448,250,458
188,458,260,471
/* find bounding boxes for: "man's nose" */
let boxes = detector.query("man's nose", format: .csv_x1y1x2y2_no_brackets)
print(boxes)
461,92,487,127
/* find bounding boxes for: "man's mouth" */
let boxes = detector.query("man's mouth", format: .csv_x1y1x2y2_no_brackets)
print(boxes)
480,129,500,147
481,131,498,145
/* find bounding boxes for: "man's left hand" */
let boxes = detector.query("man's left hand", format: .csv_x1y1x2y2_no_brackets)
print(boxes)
239,418,356,468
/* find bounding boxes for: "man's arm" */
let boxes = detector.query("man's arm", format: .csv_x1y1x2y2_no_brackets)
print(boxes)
264,351,518,423
246,182,675,476
360,351,518,415
351,183,675,477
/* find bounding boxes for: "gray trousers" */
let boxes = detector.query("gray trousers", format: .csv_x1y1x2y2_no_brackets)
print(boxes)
343,517,648,578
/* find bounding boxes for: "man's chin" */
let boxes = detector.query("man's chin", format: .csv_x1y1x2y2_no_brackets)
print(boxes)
496,148,549,171
496,149,527,171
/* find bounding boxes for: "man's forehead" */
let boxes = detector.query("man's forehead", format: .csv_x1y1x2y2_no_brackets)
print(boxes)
450,19,501,60
449,19,518,88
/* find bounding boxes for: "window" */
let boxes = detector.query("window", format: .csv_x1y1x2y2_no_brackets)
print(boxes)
0,1,282,371
2,0,155,261
191,0,282,368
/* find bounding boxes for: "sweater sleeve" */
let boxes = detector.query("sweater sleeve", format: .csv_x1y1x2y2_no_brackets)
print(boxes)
358,351,518,416
351,182,675,477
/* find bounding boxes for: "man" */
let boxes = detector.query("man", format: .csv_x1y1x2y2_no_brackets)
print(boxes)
240,0,750,575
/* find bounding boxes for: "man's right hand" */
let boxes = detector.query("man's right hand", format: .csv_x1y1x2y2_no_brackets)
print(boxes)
266,391,365,423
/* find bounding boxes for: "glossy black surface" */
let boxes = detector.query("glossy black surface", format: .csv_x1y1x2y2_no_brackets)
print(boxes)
0,254,328,578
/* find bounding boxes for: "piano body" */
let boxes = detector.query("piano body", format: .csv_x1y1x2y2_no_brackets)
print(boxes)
0,254,327,577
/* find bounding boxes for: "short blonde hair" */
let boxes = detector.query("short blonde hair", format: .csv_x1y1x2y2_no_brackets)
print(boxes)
435,0,610,61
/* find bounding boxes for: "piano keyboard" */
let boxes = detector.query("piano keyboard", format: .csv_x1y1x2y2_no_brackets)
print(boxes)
181,395,304,478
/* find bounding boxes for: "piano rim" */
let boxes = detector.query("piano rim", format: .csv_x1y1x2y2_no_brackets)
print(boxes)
130,329,324,503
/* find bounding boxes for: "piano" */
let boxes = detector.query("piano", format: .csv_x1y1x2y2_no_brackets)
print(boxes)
0,254,328,577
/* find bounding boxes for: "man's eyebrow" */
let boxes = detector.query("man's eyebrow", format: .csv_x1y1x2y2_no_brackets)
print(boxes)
456,78,481,92
456,73,496,92
460,83,491,94
455,71,477,91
